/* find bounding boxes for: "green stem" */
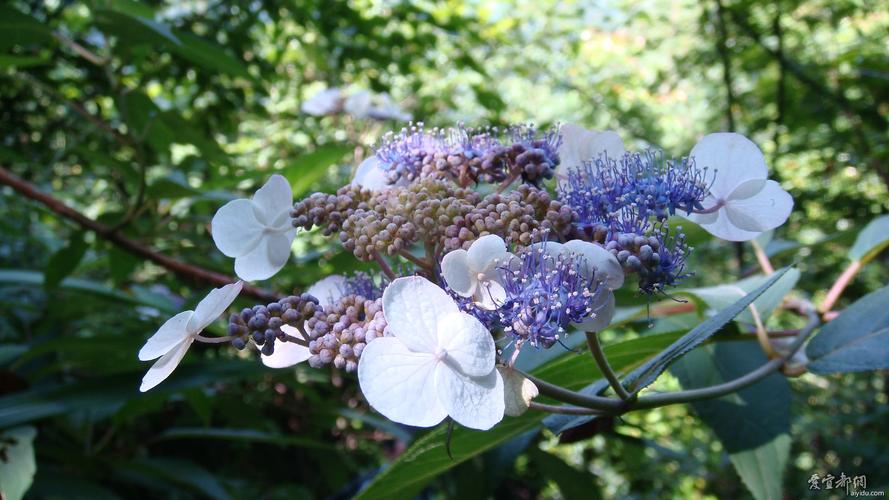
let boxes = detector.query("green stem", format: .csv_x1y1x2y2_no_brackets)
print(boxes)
519,370,625,412
586,331,632,401
633,305,819,410
528,402,605,416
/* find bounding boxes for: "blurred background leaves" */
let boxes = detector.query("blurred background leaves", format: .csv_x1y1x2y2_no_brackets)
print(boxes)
0,0,887,498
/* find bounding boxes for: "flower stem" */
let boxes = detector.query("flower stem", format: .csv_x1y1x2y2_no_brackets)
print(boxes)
585,331,632,400
527,402,606,416
194,334,233,344
819,260,861,315
373,252,397,280
632,304,819,410
751,239,775,274
398,249,433,270
518,370,625,412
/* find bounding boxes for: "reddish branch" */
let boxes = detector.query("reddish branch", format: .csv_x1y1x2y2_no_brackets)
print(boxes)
0,166,278,302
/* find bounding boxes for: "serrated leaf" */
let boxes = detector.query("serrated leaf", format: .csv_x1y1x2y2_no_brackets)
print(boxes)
44,231,88,290
672,342,791,500
729,435,791,500
848,214,889,263
806,285,889,373
622,267,791,393
0,426,37,500
354,414,542,500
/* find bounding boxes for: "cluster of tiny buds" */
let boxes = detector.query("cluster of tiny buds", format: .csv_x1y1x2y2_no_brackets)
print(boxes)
227,294,324,355
304,295,388,372
374,122,561,187
291,185,373,236
442,185,575,252
603,226,691,294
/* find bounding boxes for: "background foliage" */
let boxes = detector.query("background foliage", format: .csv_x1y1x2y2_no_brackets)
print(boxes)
1,0,886,498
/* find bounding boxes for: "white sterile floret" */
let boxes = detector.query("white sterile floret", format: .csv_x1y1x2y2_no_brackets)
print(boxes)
682,133,793,242
529,240,623,332
138,281,243,392
498,366,539,417
211,175,296,281
529,240,624,290
357,276,505,430
555,123,625,178
260,275,347,369
301,88,343,116
441,234,515,310
351,156,391,191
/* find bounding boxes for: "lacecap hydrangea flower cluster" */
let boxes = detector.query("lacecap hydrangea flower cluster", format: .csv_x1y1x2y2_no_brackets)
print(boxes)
138,123,793,430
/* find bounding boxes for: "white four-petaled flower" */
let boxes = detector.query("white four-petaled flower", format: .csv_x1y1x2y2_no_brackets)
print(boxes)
357,276,505,430
138,281,243,392
555,123,625,178
212,175,296,281
260,275,347,369
441,234,515,310
682,133,793,241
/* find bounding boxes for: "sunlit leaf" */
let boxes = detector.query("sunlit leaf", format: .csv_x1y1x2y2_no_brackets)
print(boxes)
0,426,37,500
848,214,889,263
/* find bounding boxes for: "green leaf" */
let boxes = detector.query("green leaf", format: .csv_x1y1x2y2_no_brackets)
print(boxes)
0,270,176,313
672,342,791,500
119,458,230,500
147,172,200,199
0,7,54,50
118,91,174,153
155,427,336,450
354,414,542,500
0,426,37,500
848,214,889,263
729,435,791,500
170,32,252,79
43,231,88,290
284,145,353,197
0,345,27,366
806,285,889,373
623,267,792,393
531,449,602,500
94,9,181,47
0,54,49,68
108,246,139,285
0,361,261,428
92,0,155,19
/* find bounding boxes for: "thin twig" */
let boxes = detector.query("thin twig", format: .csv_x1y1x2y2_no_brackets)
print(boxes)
373,252,397,280
0,166,278,301
819,260,861,315
528,402,605,416
398,249,433,270
632,304,819,410
751,239,775,275
194,334,233,344
585,331,632,400
517,369,625,412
